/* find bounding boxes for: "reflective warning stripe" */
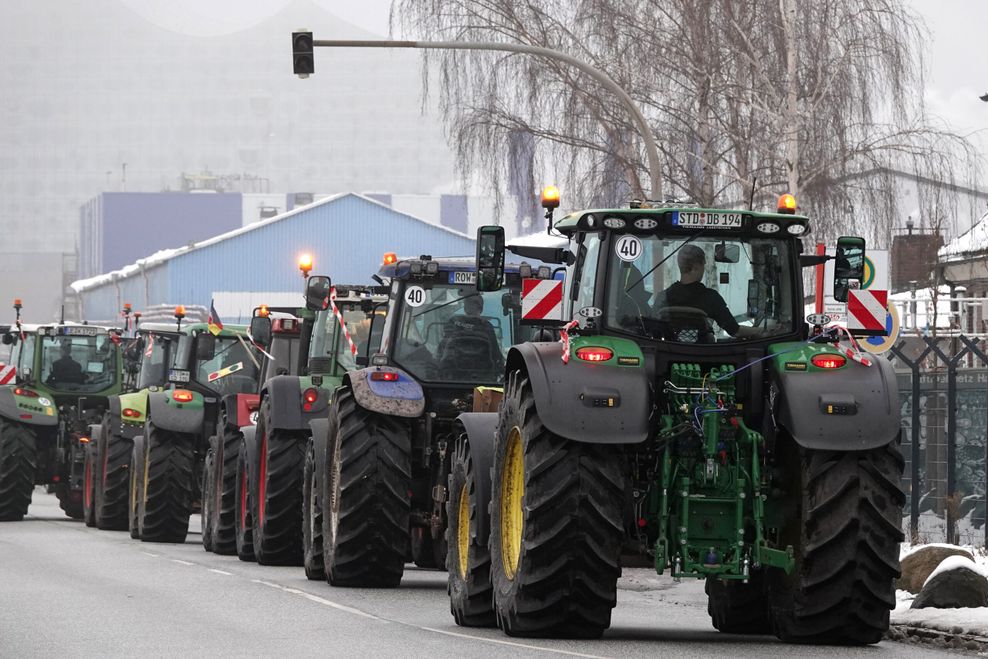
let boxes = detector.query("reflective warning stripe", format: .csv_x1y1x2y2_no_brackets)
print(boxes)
847,289,887,332
521,279,563,321
0,365,15,385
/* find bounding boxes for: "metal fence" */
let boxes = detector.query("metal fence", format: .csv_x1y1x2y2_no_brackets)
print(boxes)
890,334,988,547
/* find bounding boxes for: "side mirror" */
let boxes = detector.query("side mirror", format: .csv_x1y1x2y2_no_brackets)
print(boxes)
475,225,505,292
1,333,15,346
714,243,740,264
833,236,866,303
306,275,332,311
196,333,216,361
249,315,272,348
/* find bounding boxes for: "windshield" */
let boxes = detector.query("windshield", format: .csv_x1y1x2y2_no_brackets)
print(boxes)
41,333,118,392
136,332,176,390
196,335,260,396
392,283,525,383
602,234,795,343
309,304,383,372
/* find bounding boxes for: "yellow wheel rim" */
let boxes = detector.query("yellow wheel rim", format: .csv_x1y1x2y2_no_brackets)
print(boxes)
500,427,524,581
457,483,470,579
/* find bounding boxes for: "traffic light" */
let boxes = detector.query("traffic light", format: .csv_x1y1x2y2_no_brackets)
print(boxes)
293,31,314,77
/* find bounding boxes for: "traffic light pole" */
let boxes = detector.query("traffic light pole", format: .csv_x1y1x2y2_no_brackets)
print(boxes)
309,38,664,201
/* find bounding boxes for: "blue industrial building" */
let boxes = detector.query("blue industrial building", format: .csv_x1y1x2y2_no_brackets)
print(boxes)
72,194,476,322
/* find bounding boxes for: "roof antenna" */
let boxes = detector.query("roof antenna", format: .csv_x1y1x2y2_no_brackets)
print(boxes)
60,304,65,324
748,177,757,211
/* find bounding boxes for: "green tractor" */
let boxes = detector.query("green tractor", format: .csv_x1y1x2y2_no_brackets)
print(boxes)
0,308,124,521
448,193,904,645
233,279,387,566
127,309,262,543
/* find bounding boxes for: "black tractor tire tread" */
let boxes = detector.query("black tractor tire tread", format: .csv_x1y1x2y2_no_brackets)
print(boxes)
201,447,215,552
95,421,132,530
254,425,306,566
235,440,255,562
83,444,97,527
772,442,905,645
139,426,194,543
706,573,771,634
324,387,410,588
491,372,625,639
56,483,84,519
302,439,325,580
447,436,495,627
0,420,36,521
213,424,242,555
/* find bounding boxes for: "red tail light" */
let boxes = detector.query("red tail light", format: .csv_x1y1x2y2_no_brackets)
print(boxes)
14,387,37,398
370,371,399,382
811,354,846,369
122,408,140,418
302,387,319,412
575,347,613,362
172,389,194,403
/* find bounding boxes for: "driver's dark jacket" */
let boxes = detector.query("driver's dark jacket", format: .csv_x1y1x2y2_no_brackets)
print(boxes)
661,281,739,335
50,356,85,383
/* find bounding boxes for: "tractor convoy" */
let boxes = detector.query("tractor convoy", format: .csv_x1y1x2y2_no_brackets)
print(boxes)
0,192,903,646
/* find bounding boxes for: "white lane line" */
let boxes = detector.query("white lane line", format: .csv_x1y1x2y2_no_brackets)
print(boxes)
208,569,233,576
170,559,195,566
252,580,385,622
139,551,159,558
419,627,610,658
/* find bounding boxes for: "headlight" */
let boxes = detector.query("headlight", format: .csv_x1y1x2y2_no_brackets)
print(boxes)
786,223,807,236
603,217,625,229
756,222,781,234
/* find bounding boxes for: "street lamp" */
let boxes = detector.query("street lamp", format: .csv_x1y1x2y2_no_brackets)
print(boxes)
295,36,664,201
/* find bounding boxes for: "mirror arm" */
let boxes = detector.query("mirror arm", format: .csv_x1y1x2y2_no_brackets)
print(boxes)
799,254,831,267
506,245,575,265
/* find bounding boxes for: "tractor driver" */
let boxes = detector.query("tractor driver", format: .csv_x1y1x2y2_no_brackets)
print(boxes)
50,340,86,384
437,295,503,375
660,244,761,339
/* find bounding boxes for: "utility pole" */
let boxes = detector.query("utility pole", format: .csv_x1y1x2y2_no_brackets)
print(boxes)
292,34,664,201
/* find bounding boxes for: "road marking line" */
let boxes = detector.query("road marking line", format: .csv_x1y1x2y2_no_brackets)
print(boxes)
208,569,233,576
252,580,384,622
170,559,195,566
419,627,610,658
139,551,159,558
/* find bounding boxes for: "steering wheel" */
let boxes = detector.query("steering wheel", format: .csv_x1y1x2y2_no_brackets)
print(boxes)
654,306,714,343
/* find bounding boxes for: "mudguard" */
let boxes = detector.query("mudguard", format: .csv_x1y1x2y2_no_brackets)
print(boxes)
455,412,498,546
506,342,650,444
107,396,142,440
346,368,425,419
308,418,330,494
146,390,204,435
221,393,259,429
0,386,58,427
260,375,331,432
771,357,900,451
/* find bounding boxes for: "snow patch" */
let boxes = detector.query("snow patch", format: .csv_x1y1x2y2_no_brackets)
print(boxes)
924,555,988,588
939,209,988,260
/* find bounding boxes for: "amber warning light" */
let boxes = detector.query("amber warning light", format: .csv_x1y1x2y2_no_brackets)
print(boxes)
541,185,560,210
777,193,797,214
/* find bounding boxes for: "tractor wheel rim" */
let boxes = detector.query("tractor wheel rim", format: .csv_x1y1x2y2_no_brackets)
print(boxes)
457,483,470,579
329,436,341,542
500,427,524,581
239,465,248,530
84,457,92,509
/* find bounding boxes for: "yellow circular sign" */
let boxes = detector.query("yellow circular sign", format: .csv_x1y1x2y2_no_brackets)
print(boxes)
862,256,876,289
860,303,899,354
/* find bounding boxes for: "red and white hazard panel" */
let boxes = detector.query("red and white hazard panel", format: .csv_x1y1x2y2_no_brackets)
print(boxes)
0,364,14,385
521,279,564,322
847,289,888,335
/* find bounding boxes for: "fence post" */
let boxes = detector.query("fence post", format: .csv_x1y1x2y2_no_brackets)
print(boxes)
960,336,988,549
891,341,933,541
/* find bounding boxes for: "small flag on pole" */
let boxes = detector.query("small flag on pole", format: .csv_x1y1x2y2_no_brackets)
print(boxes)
208,300,224,336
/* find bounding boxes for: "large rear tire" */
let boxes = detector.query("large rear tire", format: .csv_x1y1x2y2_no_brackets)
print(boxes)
128,437,144,539
201,445,216,552
83,442,97,527
56,482,84,519
212,422,241,555
253,400,306,566
322,386,410,588
706,572,771,634
770,441,905,645
447,436,495,627
0,419,36,521
490,371,625,639
138,423,194,543
95,418,131,530
302,438,325,580
235,440,255,562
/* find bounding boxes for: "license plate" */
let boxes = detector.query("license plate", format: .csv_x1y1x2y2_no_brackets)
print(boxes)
673,211,743,229
450,271,477,285
60,326,99,337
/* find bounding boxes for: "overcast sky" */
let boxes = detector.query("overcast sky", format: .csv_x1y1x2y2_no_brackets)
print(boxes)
120,0,987,169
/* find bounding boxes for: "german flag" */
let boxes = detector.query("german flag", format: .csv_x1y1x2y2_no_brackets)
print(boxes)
208,300,224,336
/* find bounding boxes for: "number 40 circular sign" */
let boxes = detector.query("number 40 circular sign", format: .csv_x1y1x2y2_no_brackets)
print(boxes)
615,235,642,262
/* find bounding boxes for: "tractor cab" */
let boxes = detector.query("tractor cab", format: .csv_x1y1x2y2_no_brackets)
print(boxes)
21,324,123,406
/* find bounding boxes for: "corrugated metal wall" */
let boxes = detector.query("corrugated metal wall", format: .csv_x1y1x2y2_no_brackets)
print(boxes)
79,195,476,321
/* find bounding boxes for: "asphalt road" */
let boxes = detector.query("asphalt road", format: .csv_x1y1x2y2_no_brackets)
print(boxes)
0,489,949,658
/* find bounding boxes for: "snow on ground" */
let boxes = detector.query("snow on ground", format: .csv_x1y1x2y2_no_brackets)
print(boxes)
893,543,988,637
